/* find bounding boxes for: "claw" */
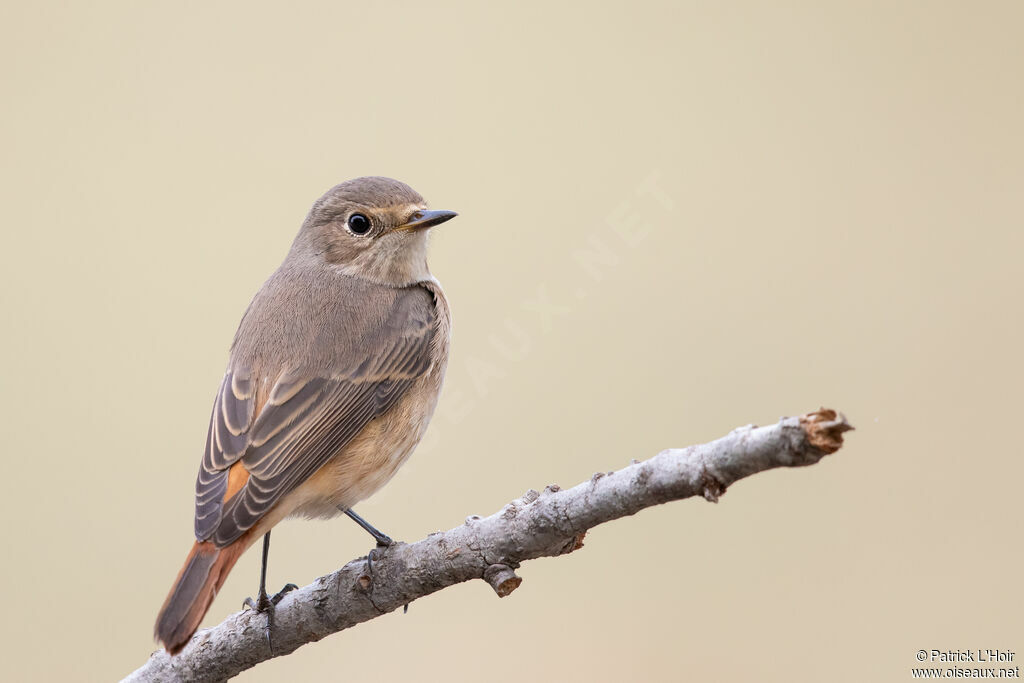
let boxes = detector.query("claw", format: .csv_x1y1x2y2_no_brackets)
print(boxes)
366,547,379,578
243,583,295,653
272,583,298,606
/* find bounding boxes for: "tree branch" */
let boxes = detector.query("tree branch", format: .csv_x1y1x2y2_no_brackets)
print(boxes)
124,408,852,683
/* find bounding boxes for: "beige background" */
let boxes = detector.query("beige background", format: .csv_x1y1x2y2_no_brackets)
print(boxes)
2,2,1022,681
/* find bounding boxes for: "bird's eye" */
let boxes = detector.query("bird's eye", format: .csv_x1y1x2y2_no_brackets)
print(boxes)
347,213,371,236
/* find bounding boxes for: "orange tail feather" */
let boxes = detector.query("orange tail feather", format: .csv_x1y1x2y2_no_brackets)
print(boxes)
154,539,248,655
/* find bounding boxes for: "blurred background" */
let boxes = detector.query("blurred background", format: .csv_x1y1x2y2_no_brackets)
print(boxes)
2,2,1021,681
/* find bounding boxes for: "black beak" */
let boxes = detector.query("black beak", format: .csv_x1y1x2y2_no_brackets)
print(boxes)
398,209,458,231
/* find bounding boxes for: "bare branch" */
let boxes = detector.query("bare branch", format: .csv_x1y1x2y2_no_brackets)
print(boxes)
124,408,852,683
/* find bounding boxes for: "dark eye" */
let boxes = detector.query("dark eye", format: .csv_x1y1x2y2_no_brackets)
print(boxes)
347,213,371,236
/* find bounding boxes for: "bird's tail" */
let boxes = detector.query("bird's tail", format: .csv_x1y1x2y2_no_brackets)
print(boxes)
154,539,247,655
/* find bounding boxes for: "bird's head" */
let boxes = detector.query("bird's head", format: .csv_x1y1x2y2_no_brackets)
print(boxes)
293,176,456,286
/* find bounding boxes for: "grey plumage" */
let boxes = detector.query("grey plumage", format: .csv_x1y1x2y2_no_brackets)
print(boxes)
194,274,438,546
157,176,455,655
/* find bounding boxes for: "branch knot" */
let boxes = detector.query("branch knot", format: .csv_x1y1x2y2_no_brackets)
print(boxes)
483,564,522,597
701,470,727,503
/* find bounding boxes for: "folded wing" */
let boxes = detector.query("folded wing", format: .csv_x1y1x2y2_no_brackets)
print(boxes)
193,287,435,547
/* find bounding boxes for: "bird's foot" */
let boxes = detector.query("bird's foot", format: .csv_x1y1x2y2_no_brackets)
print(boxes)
358,521,394,578
244,582,298,612
341,509,405,607
243,583,298,652
365,545,385,577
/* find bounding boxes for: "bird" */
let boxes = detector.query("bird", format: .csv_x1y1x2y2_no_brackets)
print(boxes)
154,176,456,655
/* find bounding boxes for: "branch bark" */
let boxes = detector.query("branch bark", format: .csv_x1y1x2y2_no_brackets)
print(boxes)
124,408,852,683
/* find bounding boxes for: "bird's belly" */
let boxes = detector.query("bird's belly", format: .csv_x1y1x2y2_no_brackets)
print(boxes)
283,376,441,520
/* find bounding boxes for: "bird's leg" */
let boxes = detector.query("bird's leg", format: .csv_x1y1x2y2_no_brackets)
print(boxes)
244,533,273,612
242,531,298,652
340,507,401,601
340,507,394,547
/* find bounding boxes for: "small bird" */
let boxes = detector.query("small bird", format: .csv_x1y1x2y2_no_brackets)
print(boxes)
154,177,456,655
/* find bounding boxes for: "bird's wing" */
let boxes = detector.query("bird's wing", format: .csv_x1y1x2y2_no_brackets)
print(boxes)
193,287,435,547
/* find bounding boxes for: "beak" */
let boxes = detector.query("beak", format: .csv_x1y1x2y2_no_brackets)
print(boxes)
397,209,458,231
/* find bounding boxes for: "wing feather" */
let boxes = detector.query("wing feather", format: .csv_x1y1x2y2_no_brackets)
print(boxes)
192,286,435,546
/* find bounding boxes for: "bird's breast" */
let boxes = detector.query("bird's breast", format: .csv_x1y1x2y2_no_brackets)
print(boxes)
285,279,451,519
